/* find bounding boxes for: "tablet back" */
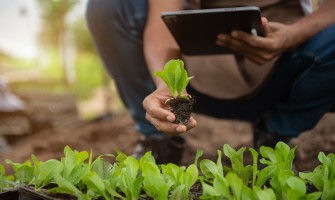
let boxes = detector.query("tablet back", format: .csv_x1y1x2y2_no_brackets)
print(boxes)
161,7,264,55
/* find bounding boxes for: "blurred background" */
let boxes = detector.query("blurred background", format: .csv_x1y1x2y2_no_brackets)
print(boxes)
0,0,128,155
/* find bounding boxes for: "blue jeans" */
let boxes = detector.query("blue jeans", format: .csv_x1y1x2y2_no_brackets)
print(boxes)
86,0,335,137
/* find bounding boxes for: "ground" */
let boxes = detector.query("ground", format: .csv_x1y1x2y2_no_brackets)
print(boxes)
0,91,335,173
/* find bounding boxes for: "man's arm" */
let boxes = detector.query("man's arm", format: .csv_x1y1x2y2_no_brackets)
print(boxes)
143,0,183,88
142,0,197,134
288,0,335,48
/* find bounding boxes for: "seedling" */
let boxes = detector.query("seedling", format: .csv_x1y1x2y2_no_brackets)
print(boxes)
1,144,334,199
154,59,195,126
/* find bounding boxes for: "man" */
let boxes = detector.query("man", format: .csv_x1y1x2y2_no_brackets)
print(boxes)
86,0,335,164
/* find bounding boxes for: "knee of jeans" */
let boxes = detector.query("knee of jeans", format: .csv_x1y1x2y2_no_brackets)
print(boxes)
295,25,335,62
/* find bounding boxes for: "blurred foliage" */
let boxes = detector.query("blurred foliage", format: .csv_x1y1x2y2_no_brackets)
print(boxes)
1,0,122,118
0,53,36,70
71,52,106,100
37,0,79,47
71,17,96,53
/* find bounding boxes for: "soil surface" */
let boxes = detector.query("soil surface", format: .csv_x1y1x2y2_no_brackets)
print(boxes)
1,91,335,173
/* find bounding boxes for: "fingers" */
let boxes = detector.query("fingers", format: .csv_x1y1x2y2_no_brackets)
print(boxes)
143,90,197,135
217,31,279,64
146,112,197,135
261,17,270,34
146,103,174,122
217,34,267,64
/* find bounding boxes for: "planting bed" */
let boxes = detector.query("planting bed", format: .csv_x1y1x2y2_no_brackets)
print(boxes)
1,142,335,199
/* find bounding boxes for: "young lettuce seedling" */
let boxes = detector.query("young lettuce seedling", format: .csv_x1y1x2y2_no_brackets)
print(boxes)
154,59,195,126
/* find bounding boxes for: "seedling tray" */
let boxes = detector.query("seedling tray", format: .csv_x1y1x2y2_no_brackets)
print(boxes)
0,189,19,200
18,186,54,200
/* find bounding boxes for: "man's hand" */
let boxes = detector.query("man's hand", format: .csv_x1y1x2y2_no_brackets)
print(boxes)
143,87,197,135
216,17,298,65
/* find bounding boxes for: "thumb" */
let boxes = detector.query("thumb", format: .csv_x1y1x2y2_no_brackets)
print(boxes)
261,17,271,35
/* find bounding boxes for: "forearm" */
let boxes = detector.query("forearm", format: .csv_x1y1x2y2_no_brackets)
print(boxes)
288,0,335,48
144,0,183,89
144,27,181,89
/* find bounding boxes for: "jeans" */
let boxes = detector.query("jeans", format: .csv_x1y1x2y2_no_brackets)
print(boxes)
86,0,335,137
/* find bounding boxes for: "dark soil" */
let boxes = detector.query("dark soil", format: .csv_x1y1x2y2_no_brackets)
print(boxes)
189,181,202,199
168,95,195,126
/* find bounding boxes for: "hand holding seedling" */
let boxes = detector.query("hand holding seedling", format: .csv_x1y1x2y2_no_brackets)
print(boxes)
143,59,196,134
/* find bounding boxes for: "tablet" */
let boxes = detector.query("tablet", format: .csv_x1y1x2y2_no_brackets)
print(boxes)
161,7,264,55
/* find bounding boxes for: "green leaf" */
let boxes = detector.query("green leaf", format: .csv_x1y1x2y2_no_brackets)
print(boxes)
194,149,203,166
275,142,290,162
91,156,113,179
185,164,198,189
249,148,258,187
305,192,322,200
35,159,64,189
299,172,323,191
154,59,193,98
141,162,169,200
200,176,231,199
67,163,90,185
256,165,276,187
139,151,156,168
161,163,181,186
286,176,306,194
200,159,218,179
123,156,139,179
253,186,276,200
83,172,109,200
0,164,15,192
169,185,185,200
53,173,86,199
104,180,126,200
226,172,243,199
260,146,276,165
62,146,89,180
213,175,231,198
322,179,335,200
5,159,34,185
223,144,245,170
216,150,223,177
116,149,128,163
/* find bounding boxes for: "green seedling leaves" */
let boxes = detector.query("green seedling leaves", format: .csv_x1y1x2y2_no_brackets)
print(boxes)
52,173,90,200
0,164,15,192
253,186,276,200
118,156,143,200
34,159,64,189
256,165,276,187
2,143,335,200
91,156,112,179
200,175,231,199
5,159,34,185
260,141,296,170
223,144,251,185
162,163,198,199
299,171,323,191
249,148,258,187
62,146,89,180
154,59,193,98
83,172,109,200
226,172,243,199
141,162,169,200
200,159,218,179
